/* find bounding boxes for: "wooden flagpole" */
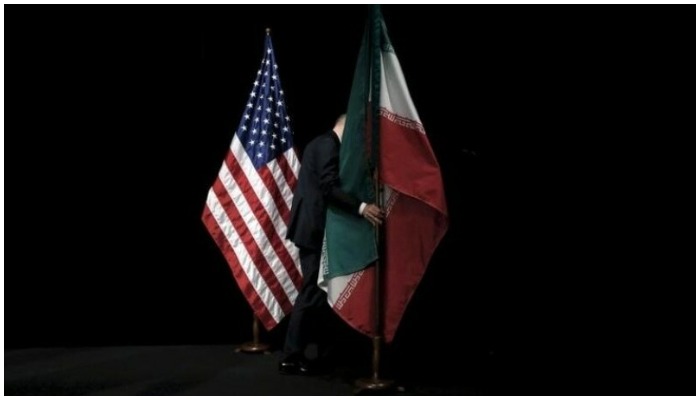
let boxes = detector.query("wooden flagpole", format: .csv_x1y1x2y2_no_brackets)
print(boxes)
355,170,392,390
355,5,393,391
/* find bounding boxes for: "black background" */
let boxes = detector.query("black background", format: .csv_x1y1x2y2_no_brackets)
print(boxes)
6,5,693,395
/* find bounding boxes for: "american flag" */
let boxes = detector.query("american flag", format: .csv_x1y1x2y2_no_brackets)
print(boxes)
202,32,302,330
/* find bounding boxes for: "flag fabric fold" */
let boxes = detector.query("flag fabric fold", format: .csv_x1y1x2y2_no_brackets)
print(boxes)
202,33,302,330
320,8,449,342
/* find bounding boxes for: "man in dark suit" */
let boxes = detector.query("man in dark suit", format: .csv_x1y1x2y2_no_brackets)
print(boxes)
280,114,384,375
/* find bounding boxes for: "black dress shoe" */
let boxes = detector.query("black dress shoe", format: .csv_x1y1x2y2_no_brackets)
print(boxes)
297,358,315,375
278,358,301,375
279,357,319,376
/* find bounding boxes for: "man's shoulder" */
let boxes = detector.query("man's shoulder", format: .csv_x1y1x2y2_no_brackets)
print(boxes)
306,130,336,150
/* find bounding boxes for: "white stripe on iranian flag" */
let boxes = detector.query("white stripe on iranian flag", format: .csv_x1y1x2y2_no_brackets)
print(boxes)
378,50,424,131
219,151,299,304
230,138,300,273
319,264,356,306
206,189,285,321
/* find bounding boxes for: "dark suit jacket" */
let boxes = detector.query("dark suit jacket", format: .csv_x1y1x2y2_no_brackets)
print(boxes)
286,130,361,251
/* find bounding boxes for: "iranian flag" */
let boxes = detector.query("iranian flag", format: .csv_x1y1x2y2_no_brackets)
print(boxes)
319,7,448,342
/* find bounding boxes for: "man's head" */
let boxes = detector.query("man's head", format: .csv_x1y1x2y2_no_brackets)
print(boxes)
333,114,347,140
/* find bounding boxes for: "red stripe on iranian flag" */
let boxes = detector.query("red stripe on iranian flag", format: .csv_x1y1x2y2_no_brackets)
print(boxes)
379,111,448,214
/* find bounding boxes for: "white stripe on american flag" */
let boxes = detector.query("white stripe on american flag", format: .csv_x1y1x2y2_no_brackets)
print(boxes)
218,154,299,304
268,161,294,211
205,189,285,321
284,149,301,178
230,139,300,272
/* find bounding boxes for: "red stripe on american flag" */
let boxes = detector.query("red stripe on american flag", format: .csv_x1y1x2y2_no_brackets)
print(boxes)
201,205,277,329
211,177,294,314
259,165,291,222
276,153,298,191
223,152,303,291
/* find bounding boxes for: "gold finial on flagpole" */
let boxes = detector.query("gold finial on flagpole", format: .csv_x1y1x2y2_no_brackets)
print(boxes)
265,28,271,35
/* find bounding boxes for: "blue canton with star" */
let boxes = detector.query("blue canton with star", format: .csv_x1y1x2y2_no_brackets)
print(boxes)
236,34,294,169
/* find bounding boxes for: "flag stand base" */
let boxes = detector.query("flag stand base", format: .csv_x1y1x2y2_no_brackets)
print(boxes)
236,316,270,354
238,342,270,353
354,336,394,391
355,377,394,391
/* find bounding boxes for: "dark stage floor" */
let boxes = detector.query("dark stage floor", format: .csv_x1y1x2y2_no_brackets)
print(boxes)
4,345,476,395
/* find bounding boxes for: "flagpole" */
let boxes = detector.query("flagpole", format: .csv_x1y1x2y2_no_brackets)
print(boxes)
238,315,270,353
355,168,393,391
355,5,393,392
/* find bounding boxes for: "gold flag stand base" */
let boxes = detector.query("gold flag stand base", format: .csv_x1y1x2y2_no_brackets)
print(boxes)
355,377,394,391
235,316,270,354
354,336,394,391
238,341,270,353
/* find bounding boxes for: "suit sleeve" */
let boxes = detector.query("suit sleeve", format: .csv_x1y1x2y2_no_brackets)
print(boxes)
318,139,362,215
